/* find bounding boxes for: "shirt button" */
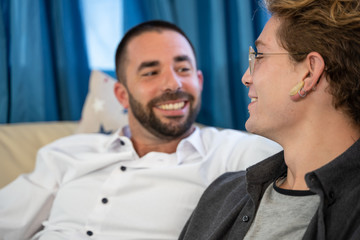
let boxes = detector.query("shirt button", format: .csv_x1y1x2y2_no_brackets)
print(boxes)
242,215,249,222
86,230,93,236
120,166,127,171
102,198,108,204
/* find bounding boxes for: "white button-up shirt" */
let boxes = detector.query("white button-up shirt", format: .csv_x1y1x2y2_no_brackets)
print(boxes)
0,127,281,240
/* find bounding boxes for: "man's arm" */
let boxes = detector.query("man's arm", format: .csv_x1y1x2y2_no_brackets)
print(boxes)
0,148,58,239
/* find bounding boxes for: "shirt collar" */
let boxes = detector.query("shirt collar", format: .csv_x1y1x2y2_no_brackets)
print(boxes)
176,126,206,164
246,138,360,205
103,126,205,165
246,151,286,185
306,137,360,200
103,128,132,151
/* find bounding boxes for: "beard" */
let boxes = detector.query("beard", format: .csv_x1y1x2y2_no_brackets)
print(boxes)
128,90,200,140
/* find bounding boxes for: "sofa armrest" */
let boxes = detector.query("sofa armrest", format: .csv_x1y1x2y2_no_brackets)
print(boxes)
0,121,78,188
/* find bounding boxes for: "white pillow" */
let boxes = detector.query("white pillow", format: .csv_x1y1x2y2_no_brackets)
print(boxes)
76,70,128,134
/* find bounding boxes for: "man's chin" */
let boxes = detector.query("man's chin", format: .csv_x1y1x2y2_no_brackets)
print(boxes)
156,115,188,127
245,120,257,134
150,121,193,139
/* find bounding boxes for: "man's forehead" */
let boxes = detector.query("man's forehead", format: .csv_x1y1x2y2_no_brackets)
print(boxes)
255,17,281,49
126,32,194,63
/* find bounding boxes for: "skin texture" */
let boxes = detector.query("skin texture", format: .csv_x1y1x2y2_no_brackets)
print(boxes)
114,30,203,157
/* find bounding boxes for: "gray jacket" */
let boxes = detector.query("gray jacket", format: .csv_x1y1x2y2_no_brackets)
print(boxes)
179,139,360,240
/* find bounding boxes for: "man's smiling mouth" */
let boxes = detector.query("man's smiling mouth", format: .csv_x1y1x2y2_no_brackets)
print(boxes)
157,101,186,110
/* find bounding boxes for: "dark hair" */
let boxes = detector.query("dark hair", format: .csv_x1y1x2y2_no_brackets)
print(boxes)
265,0,360,126
115,20,196,85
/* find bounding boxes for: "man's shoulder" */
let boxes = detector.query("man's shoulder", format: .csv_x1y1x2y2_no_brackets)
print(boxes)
197,170,248,209
52,132,110,144
40,132,116,153
198,126,281,150
214,171,247,188
198,126,250,140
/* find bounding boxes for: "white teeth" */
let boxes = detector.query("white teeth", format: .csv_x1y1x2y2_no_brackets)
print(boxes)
251,98,258,103
158,101,185,110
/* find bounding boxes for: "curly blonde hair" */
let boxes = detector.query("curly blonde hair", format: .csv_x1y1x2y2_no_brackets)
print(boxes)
265,0,360,126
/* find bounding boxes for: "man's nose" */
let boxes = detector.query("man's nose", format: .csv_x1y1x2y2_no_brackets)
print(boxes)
162,69,182,92
242,68,252,87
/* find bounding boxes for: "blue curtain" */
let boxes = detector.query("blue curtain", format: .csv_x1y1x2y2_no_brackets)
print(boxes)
123,0,269,130
0,0,89,123
0,0,268,129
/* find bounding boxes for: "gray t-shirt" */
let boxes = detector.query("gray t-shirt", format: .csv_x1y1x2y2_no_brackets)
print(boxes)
244,179,320,240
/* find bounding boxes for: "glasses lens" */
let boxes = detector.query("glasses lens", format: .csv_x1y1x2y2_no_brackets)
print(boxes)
249,46,255,75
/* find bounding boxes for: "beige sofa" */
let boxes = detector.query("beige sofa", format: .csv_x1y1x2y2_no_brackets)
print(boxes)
0,122,78,188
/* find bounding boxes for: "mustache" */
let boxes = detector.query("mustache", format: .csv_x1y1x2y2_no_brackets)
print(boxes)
148,91,194,107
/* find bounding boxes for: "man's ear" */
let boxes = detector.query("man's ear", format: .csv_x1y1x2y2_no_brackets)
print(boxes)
302,52,325,91
197,70,204,91
114,82,129,109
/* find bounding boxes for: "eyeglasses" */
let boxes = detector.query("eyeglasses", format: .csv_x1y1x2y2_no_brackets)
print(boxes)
249,46,305,75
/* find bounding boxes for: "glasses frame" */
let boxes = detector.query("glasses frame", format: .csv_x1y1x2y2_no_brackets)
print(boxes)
249,46,301,75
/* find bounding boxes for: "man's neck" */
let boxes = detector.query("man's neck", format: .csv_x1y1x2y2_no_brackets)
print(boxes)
127,125,196,158
279,114,360,191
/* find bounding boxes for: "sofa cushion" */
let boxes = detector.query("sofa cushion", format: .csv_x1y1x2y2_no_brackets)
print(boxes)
76,70,128,134
0,121,77,188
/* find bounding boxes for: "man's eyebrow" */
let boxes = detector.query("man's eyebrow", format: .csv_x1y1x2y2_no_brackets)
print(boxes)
137,60,160,73
254,39,266,49
174,55,192,64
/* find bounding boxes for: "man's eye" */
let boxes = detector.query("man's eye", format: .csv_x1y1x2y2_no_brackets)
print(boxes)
142,71,158,76
177,67,190,73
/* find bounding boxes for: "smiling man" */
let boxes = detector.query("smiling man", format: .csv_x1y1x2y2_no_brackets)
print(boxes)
0,20,281,239
179,0,360,239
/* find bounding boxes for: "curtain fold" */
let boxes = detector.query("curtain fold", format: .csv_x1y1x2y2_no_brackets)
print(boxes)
0,1,8,123
0,0,89,123
123,0,269,130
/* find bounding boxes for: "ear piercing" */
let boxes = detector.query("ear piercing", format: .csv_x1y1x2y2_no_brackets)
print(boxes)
298,88,307,98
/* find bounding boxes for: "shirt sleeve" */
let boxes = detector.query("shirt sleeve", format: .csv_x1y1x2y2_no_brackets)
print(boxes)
0,146,59,239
